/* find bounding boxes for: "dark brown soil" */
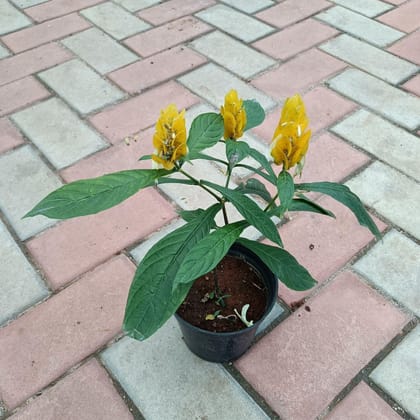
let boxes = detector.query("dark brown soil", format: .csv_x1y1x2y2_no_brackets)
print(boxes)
176,255,268,333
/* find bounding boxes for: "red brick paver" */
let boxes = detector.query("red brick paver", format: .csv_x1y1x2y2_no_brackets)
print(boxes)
378,0,420,33
0,118,25,153
387,29,420,65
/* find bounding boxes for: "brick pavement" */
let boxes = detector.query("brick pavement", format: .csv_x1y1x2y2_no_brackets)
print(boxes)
0,0,419,419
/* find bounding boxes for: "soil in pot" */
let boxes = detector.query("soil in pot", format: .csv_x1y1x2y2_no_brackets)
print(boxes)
176,254,267,333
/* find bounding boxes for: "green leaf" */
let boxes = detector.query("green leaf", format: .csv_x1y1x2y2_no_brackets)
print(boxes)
173,221,248,288
237,239,317,291
247,147,277,185
187,113,224,159
24,169,169,219
138,154,152,161
226,140,250,166
286,196,335,218
296,182,381,239
157,177,196,186
277,170,295,214
236,178,272,202
192,152,228,167
202,181,282,247
243,99,265,131
123,204,221,340
177,208,216,226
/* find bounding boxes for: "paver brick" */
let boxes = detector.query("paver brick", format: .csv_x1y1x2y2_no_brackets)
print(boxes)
377,0,420,33
138,0,215,25
0,256,135,410
1,13,91,53
89,81,199,143
0,117,24,154
403,74,420,96
80,2,150,40
9,0,49,8
0,220,48,326
329,0,392,17
0,43,72,87
124,16,211,58
346,161,420,240
253,18,339,61
196,4,274,43
113,0,161,12
331,109,420,181
328,68,420,130
0,43,9,58
277,196,385,305
326,381,401,419
101,322,269,420
252,48,346,99
0,0,31,36
25,0,103,22
316,5,404,47
190,31,275,79
12,98,107,170
387,29,420,65
0,145,62,240
39,59,125,115
256,0,331,29
26,189,175,289
236,271,409,420
219,0,274,13
370,326,420,419
0,77,50,117
109,46,206,94
354,230,420,317
8,359,133,420
62,27,138,75
179,63,276,110
320,34,418,85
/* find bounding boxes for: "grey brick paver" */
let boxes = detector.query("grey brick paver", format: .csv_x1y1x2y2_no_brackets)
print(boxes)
0,0,32,35
331,109,420,181
0,145,62,240
61,28,138,75
113,0,161,12
320,34,418,85
0,44,10,58
346,161,420,240
38,59,125,114
355,230,420,317
0,220,49,326
329,0,392,17
196,4,274,43
190,31,275,79
10,0,48,8
80,2,150,39
316,6,404,47
12,98,107,170
328,68,420,130
101,323,270,420
179,63,276,110
219,0,274,13
370,326,420,419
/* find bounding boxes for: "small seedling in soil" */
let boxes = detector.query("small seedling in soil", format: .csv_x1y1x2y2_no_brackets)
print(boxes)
234,304,254,327
205,310,221,321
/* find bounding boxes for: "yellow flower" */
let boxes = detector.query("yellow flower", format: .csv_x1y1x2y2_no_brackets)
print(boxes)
220,89,247,140
152,104,187,170
270,94,311,172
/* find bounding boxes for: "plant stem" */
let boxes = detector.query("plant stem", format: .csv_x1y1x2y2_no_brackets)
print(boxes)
264,193,278,212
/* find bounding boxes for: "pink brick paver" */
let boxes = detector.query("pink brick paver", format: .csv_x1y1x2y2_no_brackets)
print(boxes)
236,271,409,420
252,48,347,99
26,190,175,289
8,359,133,420
0,77,50,117
377,0,420,33
387,29,420,65
124,16,211,57
138,0,216,25
252,18,339,61
0,118,24,153
89,81,199,143
403,74,420,96
326,381,402,420
109,46,207,94
1,14,91,53
0,43,72,87
0,256,135,409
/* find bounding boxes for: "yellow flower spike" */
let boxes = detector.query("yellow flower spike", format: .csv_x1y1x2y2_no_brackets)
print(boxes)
270,94,311,172
152,104,187,170
220,89,247,140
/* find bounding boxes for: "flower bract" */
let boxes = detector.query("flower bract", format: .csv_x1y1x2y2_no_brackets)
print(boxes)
220,89,247,140
152,104,187,170
270,94,311,172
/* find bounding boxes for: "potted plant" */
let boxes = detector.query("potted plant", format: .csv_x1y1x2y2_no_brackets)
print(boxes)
25,90,380,362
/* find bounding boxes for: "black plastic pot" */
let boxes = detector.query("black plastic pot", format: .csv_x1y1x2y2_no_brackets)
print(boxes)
175,242,278,363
